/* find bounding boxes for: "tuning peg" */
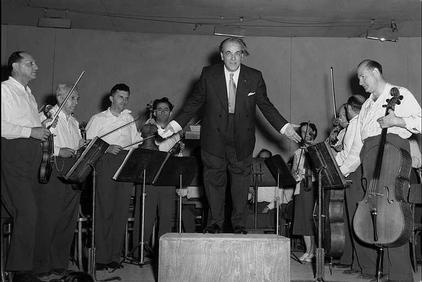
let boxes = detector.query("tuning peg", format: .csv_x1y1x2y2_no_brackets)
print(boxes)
396,100,401,105
386,99,390,103
399,95,403,100
382,105,387,108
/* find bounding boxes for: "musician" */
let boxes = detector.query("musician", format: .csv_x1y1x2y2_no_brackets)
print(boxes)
85,83,143,270
1,51,50,281
329,103,349,152
159,37,301,234
291,122,318,262
340,59,421,281
140,97,181,259
333,94,366,272
33,84,83,277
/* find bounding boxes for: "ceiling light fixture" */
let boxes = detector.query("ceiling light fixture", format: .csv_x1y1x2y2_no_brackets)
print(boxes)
366,19,398,42
213,26,245,38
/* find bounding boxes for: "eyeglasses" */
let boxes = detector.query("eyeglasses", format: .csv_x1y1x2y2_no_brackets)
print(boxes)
155,108,170,113
223,51,243,58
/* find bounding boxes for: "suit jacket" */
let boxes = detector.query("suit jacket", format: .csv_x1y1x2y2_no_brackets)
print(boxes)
175,63,287,160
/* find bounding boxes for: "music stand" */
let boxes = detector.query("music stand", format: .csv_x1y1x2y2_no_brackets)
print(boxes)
265,154,296,235
250,157,278,231
307,141,348,282
113,147,168,266
151,155,198,233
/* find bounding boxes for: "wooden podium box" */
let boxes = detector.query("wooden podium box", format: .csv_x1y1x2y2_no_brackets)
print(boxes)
159,233,290,282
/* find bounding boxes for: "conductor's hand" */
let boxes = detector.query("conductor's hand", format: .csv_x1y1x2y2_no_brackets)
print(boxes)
283,123,302,143
106,145,123,155
59,147,76,158
158,123,176,139
30,127,51,141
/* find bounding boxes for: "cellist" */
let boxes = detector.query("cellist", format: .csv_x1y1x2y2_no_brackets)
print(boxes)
339,59,421,281
1,51,50,281
33,84,85,278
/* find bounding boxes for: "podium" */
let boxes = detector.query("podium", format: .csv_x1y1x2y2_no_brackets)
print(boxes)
113,147,198,264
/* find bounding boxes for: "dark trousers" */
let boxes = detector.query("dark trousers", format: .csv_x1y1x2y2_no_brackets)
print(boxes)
33,157,81,273
94,152,132,264
358,134,413,281
201,114,252,229
1,138,41,271
143,185,176,244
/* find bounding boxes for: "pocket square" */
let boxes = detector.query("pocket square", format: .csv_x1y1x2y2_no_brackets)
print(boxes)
248,92,255,96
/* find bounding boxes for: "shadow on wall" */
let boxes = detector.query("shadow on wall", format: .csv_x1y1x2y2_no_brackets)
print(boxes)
348,73,367,98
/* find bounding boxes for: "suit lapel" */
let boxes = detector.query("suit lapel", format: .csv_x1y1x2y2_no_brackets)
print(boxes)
212,65,229,112
236,66,249,114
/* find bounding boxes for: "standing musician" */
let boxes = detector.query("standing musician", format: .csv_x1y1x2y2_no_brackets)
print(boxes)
339,59,421,281
139,97,182,259
291,122,318,263
332,94,366,272
33,84,84,278
1,51,50,281
159,37,301,234
85,83,143,270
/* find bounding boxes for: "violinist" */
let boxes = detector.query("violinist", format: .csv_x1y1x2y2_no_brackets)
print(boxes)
328,103,349,152
332,94,365,272
33,84,83,278
140,97,182,261
291,122,318,263
1,51,50,281
85,83,143,271
340,60,421,281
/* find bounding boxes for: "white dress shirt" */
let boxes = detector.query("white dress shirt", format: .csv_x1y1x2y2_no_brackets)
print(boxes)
1,77,41,139
335,115,359,167
41,105,82,156
86,108,142,150
340,83,421,176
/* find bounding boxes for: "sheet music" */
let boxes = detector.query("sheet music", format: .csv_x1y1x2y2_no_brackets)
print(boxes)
112,147,135,180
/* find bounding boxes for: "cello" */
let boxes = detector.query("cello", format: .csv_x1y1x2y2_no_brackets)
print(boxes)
353,87,412,247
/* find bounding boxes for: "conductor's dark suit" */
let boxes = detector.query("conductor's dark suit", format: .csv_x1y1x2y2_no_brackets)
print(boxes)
175,63,288,229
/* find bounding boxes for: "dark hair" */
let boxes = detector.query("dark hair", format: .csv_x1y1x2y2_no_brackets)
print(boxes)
358,59,383,74
299,122,317,139
153,97,174,111
219,37,249,56
7,51,25,71
257,148,272,158
110,83,130,96
347,94,366,112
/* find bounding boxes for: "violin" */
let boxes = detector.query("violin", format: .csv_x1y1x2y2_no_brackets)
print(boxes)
140,103,159,150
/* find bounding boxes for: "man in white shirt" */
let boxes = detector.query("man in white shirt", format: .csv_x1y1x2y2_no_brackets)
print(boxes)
342,60,421,281
1,51,50,281
333,95,367,272
33,84,84,277
86,83,143,270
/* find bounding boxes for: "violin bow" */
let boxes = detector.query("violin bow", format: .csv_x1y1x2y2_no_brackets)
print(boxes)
48,70,85,129
330,67,337,119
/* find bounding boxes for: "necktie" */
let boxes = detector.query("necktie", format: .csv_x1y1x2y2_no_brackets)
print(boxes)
228,73,236,113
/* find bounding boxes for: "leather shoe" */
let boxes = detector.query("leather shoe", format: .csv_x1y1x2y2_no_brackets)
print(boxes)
107,261,123,270
52,268,71,276
333,263,350,269
203,223,221,234
343,268,360,274
233,225,248,234
95,263,108,271
14,272,43,282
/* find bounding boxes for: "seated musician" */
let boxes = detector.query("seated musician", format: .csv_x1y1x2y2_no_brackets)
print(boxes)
332,94,366,272
291,122,318,263
2,51,50,281
140,97,182,260
339,59,421,281
33,84,84,278
85,83,143,271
